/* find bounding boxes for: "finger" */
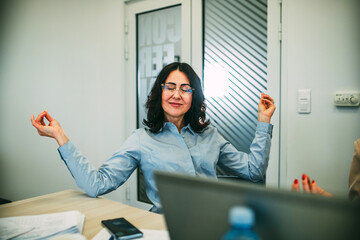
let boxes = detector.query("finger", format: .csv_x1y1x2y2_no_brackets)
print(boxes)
40,117,46,126
261,98,274,106
260,93,266,104
261,94,274,103
291,179,300,192
305,174,312,187
31,115,44,131
35,111,52,126
260,99,276,114
302,174,311,193
31,114,41,126
35,111,46,123
43,111,54,122
31,115,39,127
261,93,274,103
310,180,320,194
261,98,273,106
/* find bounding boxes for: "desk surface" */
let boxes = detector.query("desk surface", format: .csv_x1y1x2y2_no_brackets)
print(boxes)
0,189,167,239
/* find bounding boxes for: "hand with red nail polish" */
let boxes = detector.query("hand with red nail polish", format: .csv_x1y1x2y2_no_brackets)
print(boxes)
291,173,333,197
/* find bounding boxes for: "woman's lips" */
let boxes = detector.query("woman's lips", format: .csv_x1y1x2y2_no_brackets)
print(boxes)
169,102,182,107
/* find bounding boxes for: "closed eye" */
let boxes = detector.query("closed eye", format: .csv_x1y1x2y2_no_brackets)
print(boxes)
181,88,192,93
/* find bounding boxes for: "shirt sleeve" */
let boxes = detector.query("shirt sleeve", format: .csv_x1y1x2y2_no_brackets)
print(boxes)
57,131,141,197
217,121,273,182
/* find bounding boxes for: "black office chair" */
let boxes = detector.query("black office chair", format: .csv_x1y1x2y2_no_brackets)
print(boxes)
138,168,152,204
137,164,265,207
216,165,265,185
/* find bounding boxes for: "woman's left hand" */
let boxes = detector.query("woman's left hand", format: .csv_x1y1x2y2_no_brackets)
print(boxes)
258,93,276,123
291,174,333,197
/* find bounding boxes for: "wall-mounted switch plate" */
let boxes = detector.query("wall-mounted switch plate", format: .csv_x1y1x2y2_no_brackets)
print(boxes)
298,89,311,113
334,93,360,107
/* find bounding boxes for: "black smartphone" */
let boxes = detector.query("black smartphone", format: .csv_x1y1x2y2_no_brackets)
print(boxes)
101,217,143,240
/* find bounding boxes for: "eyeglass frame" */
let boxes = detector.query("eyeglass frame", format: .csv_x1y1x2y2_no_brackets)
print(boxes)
161,83,195,96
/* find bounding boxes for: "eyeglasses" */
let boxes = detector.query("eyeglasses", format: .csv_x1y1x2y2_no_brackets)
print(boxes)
161,83,195,96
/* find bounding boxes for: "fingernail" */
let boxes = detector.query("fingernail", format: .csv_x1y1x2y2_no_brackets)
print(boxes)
294,179,298,184
302,174,306,180
312,180,315,184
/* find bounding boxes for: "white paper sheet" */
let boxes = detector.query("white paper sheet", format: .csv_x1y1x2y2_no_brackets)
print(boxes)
0,220,34,240
0,211,85,240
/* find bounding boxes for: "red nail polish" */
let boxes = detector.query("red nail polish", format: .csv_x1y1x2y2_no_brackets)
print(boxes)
294,179,299,184
302,174,306,180
312,180,315,184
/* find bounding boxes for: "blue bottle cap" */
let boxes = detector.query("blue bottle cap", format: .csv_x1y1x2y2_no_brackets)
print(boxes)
229,206,255,227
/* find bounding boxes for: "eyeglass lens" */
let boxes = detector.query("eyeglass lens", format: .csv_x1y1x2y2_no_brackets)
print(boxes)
162,83,193,95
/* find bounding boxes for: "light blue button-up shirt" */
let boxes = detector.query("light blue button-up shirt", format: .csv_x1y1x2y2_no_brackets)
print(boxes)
58,121,273,213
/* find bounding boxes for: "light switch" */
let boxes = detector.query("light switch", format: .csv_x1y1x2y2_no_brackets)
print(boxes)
297,89,311,114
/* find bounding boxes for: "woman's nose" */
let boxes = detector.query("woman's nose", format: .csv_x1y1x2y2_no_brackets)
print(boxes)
172,89,182,99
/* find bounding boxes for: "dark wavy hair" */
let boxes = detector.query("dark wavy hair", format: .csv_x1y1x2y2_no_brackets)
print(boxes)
143,62,210,133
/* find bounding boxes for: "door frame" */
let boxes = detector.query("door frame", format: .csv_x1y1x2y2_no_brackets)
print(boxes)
265,0,281,188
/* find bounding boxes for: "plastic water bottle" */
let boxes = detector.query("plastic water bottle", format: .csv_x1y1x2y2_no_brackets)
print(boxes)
221,206,260,240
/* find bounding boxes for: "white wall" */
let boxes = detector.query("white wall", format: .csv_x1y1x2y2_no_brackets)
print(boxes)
0,0,128,203
280,0,360,196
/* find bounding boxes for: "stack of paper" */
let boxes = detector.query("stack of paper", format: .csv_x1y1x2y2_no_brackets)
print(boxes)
0,210,85,240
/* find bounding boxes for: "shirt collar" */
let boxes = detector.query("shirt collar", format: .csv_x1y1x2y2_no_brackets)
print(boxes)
162,122,196,135
181,123,196,135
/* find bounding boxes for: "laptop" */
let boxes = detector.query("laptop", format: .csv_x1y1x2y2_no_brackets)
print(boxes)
154,171,360,240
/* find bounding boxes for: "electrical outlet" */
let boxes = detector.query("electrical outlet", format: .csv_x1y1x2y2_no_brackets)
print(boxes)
334,93,360,107
125,186,130,200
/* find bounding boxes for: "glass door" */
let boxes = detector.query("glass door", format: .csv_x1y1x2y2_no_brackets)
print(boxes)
201,0,280,187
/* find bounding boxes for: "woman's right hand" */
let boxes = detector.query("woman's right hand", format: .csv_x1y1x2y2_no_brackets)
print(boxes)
31,111,69,147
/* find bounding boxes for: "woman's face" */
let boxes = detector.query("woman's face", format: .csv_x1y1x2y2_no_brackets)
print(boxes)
161,70,193,124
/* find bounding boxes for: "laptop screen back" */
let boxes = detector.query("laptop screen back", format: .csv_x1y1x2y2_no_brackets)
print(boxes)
154,171,360,240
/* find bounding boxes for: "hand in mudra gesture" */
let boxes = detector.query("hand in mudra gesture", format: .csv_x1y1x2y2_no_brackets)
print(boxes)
31,111,69,146
258,93,276,123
